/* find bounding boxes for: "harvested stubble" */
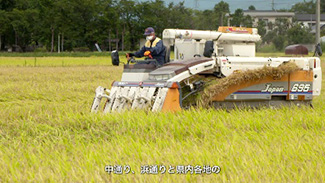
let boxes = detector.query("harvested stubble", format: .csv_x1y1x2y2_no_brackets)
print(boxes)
199,62,300,107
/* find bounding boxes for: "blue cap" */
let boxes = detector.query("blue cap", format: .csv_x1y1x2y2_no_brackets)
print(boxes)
144,27,155,36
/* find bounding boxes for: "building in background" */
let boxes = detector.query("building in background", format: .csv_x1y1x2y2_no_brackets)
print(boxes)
243,10,295,31
295,14,325,33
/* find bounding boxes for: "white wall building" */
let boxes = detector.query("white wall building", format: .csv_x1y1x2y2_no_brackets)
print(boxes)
243,10,295,31
295,14,325,33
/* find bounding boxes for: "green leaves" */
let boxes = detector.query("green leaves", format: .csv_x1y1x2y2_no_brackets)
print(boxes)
214,1,230,26
287,23,314,44
230,9,252,27
0,0,315,52
0,0,227,51
291,0,316,14
262,18,313,51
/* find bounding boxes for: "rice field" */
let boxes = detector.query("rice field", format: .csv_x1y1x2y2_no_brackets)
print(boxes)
0,53,324,182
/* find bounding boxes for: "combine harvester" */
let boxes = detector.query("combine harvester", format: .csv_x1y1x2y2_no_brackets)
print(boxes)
91,27,322,113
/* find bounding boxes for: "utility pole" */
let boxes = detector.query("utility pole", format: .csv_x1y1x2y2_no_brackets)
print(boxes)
316,0,320,44
271,0,275,11
194,0,199,9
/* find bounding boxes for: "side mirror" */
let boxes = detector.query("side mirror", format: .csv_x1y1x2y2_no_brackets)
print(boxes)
111,50,120,66
203,41,214,57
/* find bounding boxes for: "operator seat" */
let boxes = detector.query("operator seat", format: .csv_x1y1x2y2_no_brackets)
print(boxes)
164,46,171,64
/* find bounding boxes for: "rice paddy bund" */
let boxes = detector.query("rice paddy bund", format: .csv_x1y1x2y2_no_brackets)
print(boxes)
0,53,324,182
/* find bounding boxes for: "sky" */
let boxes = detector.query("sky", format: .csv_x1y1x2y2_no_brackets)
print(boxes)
139,0,309,13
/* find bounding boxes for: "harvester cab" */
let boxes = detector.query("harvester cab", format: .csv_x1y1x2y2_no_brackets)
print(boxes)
91,27,322,113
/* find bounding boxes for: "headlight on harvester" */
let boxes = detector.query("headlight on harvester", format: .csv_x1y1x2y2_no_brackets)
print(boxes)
149,74,173,81
149,75,156,80
162,74,170,80
155,75,163,81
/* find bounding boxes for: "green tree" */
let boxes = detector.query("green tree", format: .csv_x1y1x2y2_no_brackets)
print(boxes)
7,8,39,51
0,10,10,50
248,5,256,10
94,0,119,51
291,0,315,14
3,0,292,52
164,2,194,29
214,1,230,26
257,20,266,37
321,29,325,37
230,9,252,27
262,18,292,51
316,0,325,13
242,15,253,27
287,23,314,44
0,0,16,11
37,0,60,52
262,30,276,44
193,9,217,30
273,35,286,51
274,18,291,35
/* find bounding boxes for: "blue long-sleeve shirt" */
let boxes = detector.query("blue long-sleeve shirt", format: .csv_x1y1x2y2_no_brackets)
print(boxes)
134,37,166,65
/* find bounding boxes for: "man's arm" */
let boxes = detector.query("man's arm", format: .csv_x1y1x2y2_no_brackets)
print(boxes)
134,46,146,58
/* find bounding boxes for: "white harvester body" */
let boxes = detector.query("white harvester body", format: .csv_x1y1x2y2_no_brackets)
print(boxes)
91,27,322,113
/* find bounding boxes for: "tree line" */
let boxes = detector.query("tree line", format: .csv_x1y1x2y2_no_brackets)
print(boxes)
0,0,323,52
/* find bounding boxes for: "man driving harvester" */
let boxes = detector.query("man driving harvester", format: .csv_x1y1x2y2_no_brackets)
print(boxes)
126,27,166,65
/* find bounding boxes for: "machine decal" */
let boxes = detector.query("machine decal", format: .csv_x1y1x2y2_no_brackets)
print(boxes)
291,83,311,93
179,53,184,60
234,83,313,95
261,84,285,94
234,91,288,94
